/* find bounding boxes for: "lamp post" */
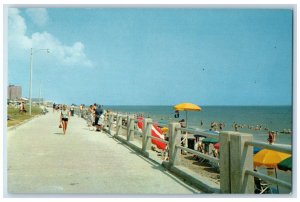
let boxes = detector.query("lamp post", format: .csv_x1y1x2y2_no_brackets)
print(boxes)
29,48,50,115
39,81,42,106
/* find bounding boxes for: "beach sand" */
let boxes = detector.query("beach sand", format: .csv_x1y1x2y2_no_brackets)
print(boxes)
179,153,220,184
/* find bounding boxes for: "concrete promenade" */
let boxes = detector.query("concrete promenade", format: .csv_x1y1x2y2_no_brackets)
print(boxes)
7,110,202,195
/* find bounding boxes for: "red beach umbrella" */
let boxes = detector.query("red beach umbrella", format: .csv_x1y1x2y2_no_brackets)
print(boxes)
214,142,220,149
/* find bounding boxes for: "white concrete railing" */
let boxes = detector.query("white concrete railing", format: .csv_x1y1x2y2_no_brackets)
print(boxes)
218,131,292,194
105,113,222,192
108,114,169,155
105,113,292,194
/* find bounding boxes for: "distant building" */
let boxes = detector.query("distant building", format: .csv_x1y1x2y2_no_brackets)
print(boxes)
8,85,22,100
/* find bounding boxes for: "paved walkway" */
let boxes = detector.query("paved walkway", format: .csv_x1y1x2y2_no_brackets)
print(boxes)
7,110,202,195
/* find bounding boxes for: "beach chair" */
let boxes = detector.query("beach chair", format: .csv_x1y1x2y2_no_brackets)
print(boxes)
254,177,272,194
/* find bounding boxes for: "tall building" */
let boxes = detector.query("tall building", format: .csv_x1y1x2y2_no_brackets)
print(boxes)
8,85,22,100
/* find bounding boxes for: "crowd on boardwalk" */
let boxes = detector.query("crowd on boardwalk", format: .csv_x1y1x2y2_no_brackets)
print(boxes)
51,103,279,153
53,103,110,134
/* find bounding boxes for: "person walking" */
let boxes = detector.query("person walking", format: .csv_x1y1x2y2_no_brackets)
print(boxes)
53,103,56,113
70,105,75,116
60,105,70,135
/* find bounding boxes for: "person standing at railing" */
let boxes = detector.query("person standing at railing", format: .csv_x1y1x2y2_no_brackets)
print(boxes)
78,104,83,118
98,111,106,132
95,104,103,132
87,105,95,130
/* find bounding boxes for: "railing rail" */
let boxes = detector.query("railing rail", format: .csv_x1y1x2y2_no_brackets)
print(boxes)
178,127,220,139
176,145,219,163
147,135,169,145
245,141,292,154
245,170,292,190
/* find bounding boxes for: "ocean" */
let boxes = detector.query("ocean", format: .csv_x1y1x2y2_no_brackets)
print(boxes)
105,105,293,145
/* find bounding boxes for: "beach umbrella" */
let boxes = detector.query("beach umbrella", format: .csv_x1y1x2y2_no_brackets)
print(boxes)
254,149,291,193
203,129,219,136
161,127,169,133
194,134,206,138
194,130,219,139
277,156,292,171
174,102,201,128
214,142,220,149
254,149,291,168
202,137,218,144
253,147,261,154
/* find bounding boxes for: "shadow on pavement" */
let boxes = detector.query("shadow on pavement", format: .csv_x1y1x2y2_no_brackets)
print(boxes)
53,132,64,135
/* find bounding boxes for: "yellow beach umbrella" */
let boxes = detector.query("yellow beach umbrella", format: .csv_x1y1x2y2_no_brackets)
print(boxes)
254,149,291,193
174,102,201,127
174,102,202,111
254,149,291,168
161,127,169,133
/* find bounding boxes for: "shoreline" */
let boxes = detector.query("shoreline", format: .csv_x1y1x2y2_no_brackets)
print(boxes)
106,105,292,137
108,110,292,146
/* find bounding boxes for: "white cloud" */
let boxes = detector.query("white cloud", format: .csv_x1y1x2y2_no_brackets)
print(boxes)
8,8,93,67
25,8,49,27
8,8,32,49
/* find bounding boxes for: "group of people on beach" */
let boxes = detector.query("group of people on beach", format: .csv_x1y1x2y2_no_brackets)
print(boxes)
232,122,270,132
209,121,269,132
207,120,289,137
210,122,225,131
198,142,219,158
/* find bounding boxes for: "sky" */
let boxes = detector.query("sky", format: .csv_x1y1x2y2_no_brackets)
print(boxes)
6,6,293,106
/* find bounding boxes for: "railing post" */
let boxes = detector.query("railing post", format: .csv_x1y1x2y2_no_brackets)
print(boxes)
115,115,122,137
168,122,181,167
108,114,113,135
142,118,152,152
219,131,232,193
230,132,254,193
127,116,134,141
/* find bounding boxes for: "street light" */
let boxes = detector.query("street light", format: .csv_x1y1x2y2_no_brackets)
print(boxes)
29,48,50,115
